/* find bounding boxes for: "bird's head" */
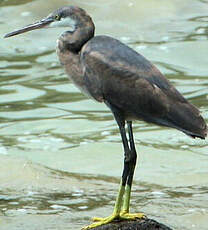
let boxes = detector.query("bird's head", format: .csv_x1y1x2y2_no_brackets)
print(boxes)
4,6,94,38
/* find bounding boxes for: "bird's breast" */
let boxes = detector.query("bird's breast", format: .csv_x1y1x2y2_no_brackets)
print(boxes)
56,46,103,102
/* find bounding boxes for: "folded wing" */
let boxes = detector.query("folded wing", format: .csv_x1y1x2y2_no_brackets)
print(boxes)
81,35,207,139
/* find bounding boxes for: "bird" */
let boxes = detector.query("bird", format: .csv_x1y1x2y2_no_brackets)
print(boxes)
4,6,207,230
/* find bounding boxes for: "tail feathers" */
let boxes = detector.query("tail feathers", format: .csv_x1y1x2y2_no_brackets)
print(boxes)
167,102,207,139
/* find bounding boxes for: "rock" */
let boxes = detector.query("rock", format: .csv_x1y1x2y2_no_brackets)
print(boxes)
92,218,173,230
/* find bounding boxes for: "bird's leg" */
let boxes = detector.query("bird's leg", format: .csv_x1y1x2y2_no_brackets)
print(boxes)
120,121,145,220
82,106,144,230
122,121,136,213
82,104,130,229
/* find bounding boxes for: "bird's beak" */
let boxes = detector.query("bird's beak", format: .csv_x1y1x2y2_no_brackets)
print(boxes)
4,17,54,38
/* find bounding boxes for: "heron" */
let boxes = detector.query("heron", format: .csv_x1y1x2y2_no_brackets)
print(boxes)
4,6,207,230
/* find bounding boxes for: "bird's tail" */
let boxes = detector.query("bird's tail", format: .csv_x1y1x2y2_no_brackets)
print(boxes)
167,102,207,139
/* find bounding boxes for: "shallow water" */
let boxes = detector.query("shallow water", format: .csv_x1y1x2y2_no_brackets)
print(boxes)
0,0,208,229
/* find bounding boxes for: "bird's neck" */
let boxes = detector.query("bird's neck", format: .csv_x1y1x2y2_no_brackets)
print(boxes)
56,24,95,95
58,25,95,54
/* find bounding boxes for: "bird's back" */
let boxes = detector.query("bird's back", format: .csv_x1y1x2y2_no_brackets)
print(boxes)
81,35,207,139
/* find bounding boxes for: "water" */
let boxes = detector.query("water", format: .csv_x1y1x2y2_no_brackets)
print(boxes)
0,0,208,229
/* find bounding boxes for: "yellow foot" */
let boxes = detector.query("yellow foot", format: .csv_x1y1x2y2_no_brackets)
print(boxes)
82,214,118,229
120,211,146,220
82,212,146,229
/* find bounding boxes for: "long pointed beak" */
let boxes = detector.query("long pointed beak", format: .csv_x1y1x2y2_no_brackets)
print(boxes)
4,17,54,38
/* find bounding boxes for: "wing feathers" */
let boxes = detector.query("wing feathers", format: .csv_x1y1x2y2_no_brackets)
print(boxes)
81,35,207,138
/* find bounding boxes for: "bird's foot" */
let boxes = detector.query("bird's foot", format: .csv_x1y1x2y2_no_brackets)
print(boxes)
120,210,146,220
82,212,146,229
82,213,119,229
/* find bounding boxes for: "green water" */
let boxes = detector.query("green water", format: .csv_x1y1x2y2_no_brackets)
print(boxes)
0,0,208,229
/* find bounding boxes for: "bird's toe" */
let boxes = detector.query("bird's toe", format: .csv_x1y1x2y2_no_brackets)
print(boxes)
120,211,146,220
82,214,119,229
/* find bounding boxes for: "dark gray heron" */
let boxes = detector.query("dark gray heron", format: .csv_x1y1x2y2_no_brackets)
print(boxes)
4,6,207,230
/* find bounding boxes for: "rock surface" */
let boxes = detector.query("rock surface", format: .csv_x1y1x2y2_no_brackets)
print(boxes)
93,218,173,230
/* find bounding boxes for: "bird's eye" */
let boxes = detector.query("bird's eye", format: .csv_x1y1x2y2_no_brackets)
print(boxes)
55,14,60,20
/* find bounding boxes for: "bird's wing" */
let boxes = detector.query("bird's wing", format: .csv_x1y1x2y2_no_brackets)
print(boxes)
80,36,206,138
81,35,185,113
